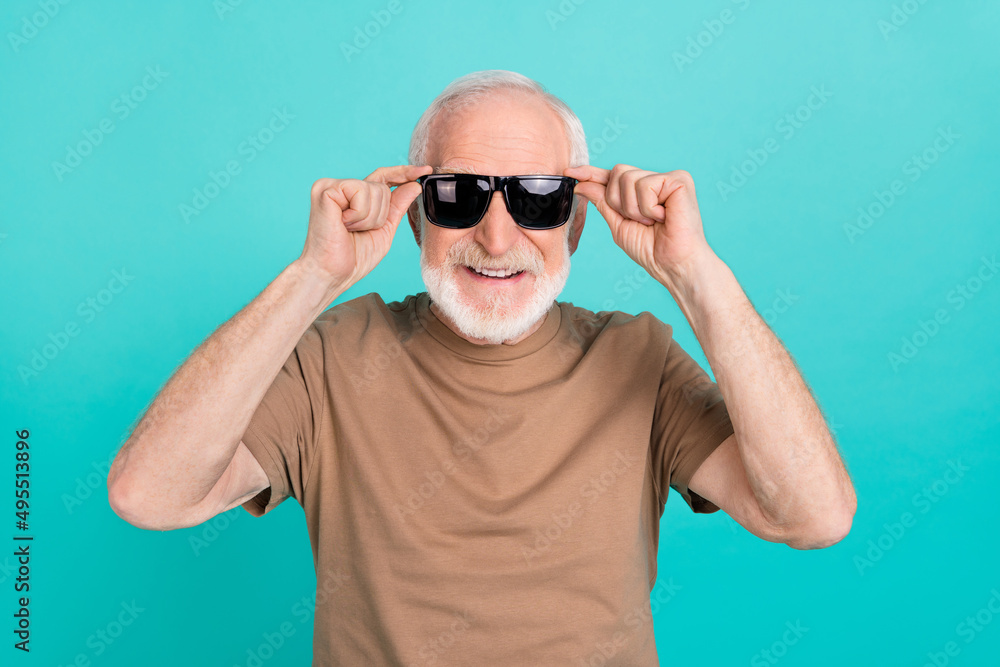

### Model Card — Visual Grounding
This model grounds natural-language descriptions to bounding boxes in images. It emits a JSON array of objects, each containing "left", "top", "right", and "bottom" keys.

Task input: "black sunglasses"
[{"left": 417, "top": 173, "right": 578, "bottom": 230}]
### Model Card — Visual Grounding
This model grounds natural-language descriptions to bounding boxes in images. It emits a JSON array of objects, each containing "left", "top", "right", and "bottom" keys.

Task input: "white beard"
[{"left": 420, "top": 234, "right": 571, "bottom": 345}]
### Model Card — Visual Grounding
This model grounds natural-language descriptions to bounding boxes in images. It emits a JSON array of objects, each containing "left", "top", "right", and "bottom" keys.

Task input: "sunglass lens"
[
  {"left": 425, "top": 176, "right": 491, "bottom": 228},
  {"left": 507, "top": 178, "right": 575, "bottom": 229}
]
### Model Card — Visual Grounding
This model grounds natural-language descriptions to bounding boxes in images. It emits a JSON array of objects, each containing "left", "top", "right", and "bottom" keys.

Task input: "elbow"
[
  {"left": 785, "top": 501, "right": 856, "bottom": 550},
  {"left": 107, "top": 474, "right": 178, "bottom": 532},
  {"left": 107, "top": 475, "right": 150, "bottom": 529},
  {"left": 107, "top": 446, "right": 150, "bottom": 529},
  {"left": 786, "top": 518, "right": 852, "bottom": 550},
  {"left": 107, "top": 440, "right": 196, "bottom": 532},
  {"left": 781, "top": 481, "right": 857, "bottom": 550}
]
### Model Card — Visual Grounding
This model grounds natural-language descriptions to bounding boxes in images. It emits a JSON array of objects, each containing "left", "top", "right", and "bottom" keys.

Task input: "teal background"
[{"left": 2, "top": 0, "right": 998, "bottom": 664}]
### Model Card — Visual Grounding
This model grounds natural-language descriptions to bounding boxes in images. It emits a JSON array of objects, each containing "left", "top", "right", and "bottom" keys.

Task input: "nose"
[{"left": 472, "top": 190, "right": 523, "bottom": 257}]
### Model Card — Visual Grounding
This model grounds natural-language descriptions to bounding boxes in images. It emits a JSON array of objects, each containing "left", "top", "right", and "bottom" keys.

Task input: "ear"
[
  {"left": 567, "top": 195, "right": 586, "bottom": 255},
  {"left": 407, "top": 200, "right": 422, "bottom": 247}
]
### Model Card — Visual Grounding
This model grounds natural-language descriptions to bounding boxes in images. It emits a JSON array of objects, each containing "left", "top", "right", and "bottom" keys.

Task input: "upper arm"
[
  {"left": 185, "top": 441, "right": 270, "bottom": 525},
  {"left": 687, "top": 433, "right": 786, "bottom": 543}
]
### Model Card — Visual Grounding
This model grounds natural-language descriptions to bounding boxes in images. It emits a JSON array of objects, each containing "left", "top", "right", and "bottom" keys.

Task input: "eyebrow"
[{"left": 433, "top": 166, "right": 551, "bottom": 176}]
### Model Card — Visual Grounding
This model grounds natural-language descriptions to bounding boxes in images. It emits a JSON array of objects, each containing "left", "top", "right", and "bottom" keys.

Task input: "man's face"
[{"left": 409, "top": 91, "right": 586, "bottom": 344}]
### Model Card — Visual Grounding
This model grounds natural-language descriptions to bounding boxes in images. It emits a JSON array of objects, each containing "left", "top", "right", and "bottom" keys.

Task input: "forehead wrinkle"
[
  {"left": 429, "top": 88, "right": 568, "bottom": 149},
  {"left": 426, "top": 96, "right": 571, "bottom": 175},
  {"left": 446, "top": 134, "right": 562, "bottom": 161},
  {"left": 434, "top": 166, "right": 550, "bottom": 176},
  {"left": 435, "top": 144, "right": 561, "bottom": 176}
]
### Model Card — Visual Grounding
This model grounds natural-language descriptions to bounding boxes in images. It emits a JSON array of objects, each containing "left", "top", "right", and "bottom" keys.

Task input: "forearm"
[
  {"left": 108, "top": 258, "right": 345, "bottom": 520},
  {"left": 661, "top": 253, "right": 856, "bottom": 542}
]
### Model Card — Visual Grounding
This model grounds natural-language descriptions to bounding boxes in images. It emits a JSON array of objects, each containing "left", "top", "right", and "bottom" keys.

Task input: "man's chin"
[
  {"left": 455, "top": 309, "right": 545, "bottom": 345},
  {"left": 425, "top": 282, "right": 547, "bottom": 344},
  {"left": 421, "top": 255, "right": 570, "bottom": 345}
]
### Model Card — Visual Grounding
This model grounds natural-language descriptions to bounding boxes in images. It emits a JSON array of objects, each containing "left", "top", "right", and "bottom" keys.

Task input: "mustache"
[{"left": 443, "top": 237, "right": 545, "bottom": 275}]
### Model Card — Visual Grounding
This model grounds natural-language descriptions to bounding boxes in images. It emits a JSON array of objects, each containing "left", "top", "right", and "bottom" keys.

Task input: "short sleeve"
[
  {"left": 240, "top": 323, "right": 327, "bottom": 517},
  {"left": 650, "top": 329, "right": 735, "bottom": 514}
]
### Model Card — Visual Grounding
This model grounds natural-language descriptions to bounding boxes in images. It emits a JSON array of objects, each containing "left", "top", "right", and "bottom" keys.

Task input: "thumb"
[
  {"left": 575, "top": 182, "right": 624, "bottom": 234},
  {"left": 387, "top": 181, "right": 423, "bottom": 227},
  {"left": 574, "top": 181, "right": 606, "bottom": 207}
]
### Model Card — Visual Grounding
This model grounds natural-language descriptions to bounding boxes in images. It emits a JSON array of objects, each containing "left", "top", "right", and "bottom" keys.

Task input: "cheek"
[
  {"left": 419, "top": 233, "right": 448, "bottom": 263},
  {"left": 429, "top": 231, "right": 476, "bottom": 264},
  {"left": 540, "top": 237, "right": 570, "bottom": 269}
]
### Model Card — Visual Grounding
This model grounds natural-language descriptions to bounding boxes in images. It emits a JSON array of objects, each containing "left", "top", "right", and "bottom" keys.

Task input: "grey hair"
[
  {"left": 407, "top": 70, "right": 589, "bottom": 169},
  {"left": 407, "top": 70, "right": 588, "bottom": 238}
]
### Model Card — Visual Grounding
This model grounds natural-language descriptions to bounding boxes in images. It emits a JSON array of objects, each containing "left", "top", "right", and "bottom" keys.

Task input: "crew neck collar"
[{"left": 414, "top": 292, "right": 563, "bottom": 361}]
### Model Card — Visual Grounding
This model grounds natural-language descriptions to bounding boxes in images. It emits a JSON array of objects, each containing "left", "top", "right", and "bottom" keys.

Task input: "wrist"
[
  {"left": 653, "top": 246, "right": 722, "bottom": 297},
  {"left": 654, "top": 250, "right": 740, "bottom": 332},
  {"left": 287, "top": 257, "right": 351, "bottom": 316}
]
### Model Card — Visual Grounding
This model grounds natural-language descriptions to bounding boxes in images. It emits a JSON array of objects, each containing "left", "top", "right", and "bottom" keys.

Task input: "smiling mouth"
[{"left": 465, "top": 265, "right": 525, "bottom": 280}]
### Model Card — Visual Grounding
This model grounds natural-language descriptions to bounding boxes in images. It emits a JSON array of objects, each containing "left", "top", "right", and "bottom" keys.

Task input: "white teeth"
[{"left": 471, "top": 266, "right": 521, "bottom": 279}]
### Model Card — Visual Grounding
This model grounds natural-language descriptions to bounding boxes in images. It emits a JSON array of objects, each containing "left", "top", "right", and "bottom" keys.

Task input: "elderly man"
[{"left": 108, "top": 70, "right": 856, "bottom": 665}]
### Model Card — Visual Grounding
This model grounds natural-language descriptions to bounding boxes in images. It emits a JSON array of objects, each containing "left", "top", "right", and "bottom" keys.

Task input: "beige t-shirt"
[{"left": 240, "top": 291, "right": 734, "bottom": 666}]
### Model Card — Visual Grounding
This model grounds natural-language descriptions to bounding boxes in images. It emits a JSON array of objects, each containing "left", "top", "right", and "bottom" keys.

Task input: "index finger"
[
  {"left": 364, "top": 164, "right": 433, "bottom": 187},
  {"left": 563, "top": 165, "right": 611, "bottom": 185}
]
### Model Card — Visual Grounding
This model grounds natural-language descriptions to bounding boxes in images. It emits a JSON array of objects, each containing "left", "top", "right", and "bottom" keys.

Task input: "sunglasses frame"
[{"left": 416, "top": 173, "right": 578, "bottom": 230}]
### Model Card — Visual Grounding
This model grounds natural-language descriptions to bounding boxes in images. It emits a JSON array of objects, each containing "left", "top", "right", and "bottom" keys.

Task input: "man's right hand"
[
  {"left": 299, "top": 164, "right": 432, "bottom": 290},
  {"left": 108, "top": 164, "right": 433, "bottom": 531}
]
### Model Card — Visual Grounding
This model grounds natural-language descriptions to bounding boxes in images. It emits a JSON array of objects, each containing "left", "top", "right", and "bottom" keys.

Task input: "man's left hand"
[{"left": 565, "top": 164, "right": 717, "bottom": 291}]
